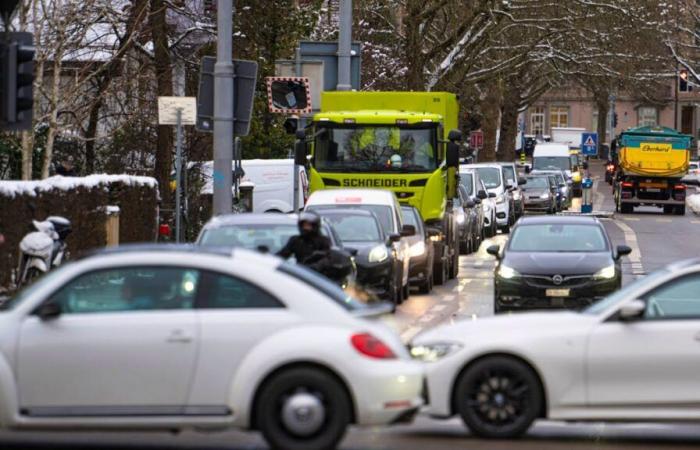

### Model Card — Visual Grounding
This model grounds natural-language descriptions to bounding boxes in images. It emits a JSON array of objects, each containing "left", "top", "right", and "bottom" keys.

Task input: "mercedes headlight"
[
  {"left": 495, "top": 195, "right": 505, "bottom": 204},
  {"left": 368, "top": 245, "right": 389, "bottom": 263},
  {"left": 593, "top": 264, "right": 616, "bottom": 280},
  {"left": 409, "top": 241, "right": 426, "bottom": 257},
  {"left": 540, "top": 193, "right": 550, "bottom": 199},
  {"left": 410, "top": 342, "right": 463, "bottom": 362},
  {"left": 498, "top": 264, "right": 520, "bottom": 279}
]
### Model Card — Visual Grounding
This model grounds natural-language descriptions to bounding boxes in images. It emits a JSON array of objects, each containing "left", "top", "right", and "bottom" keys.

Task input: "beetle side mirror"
[
  {"left": 616, "top": 244, "right": 632, "bottom": 259},
  {"left": 619, "top": 299, "right": 645, "bottom": 321},
  {"left": 486, "top": 245, "right": 500, "bottom": 259},
  {"left": 36, "top": 301, "right": 62, "bottom": 320}
]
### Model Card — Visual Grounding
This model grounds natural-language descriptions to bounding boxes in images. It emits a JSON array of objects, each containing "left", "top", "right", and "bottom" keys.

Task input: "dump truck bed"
[{"left": 618, "top": 126, "right": 691, "bottom": 178}]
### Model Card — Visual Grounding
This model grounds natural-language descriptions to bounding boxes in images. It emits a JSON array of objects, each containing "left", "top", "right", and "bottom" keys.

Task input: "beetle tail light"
[{"left": 351, "top": 333, "right": 397, "bottom": 359}]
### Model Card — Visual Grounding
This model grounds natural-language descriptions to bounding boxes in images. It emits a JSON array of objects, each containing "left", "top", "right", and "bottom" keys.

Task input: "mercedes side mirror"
[
  {"left": 36, "top": 301, "right": 62, "bottom": 320},
  {"left": 488, "top": 192, "right": 497, "bottom": 198},
  {"left": 616, "top": 244, "right": 632, "bottom": 259},
  {"left": 486, "top": 245, "right": 500, "bottom": 259},
  {"left": 401, "top": 224, "right": 416, "bottom": 237},
  {"left": 477, "top": 190, "right": 488, "bottom": 200},
  {"left": 619, "top": 299, "right": 645, "bottom": 321},
  {"left": 465, "top": 199, "right": 476, "bottom": 208}
]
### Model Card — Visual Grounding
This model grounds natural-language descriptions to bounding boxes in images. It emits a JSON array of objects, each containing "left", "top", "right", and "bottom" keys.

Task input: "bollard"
[
  {"left": 105, "top": 206, "right": 120, "bottom": 247},
  {"left": 581, "top": 178, "right": 593, "bottom": 213}
]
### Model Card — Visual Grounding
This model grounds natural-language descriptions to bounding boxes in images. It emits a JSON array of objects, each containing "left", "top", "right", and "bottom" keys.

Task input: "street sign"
[
  {"left": 298, "top": 41, "right": 361, "bottom": 91},
  {"left": 275, "top": 60, "right": 324, "bottom": 110},
  {"left": 469, "top": 130, "right": 484, "bottom": 149},
  {"left": 581, "top": 132, "right": 598, "bottom": 156},
  {"left": 196, "top": 57, "right": 258, "bottom": 135},
  {"left": 158, "top": 97, "right": 196, "bottom": 125}
]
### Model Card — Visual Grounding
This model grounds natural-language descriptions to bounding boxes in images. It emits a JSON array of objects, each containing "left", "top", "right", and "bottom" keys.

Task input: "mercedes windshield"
[{"left": 313, "top": 124, "right": 439, "bottom": 173}]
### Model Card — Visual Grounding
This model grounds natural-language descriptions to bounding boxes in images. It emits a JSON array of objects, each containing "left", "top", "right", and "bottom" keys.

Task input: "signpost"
[
  {"left": 581, "top": 132, "right": 598, "bottom": 157},
  {"left": 158, "top": 96, "right": 196, "bottom": 243},
  {"left": 469, "top": 130, "right": 484, "bottom": 150}
]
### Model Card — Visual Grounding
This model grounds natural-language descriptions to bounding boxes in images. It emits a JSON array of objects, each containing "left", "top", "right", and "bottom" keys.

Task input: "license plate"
[
  {"left": 644, "top": 188, "right": 660, "bottom": 192},
  {"left": 546, "top": 289, "right": 570, "bottom": 297}
]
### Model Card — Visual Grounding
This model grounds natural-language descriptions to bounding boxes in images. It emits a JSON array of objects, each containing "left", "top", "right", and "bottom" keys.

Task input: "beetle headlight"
[
  {"left": 593, "top": 264, "right": 616, "bottom": 280},
  {"left": 410, "top": 342, "right": 463, "bottom": 362},
  {"left": 540, "top": 193, "right": 550, "bottom": 199},
  {"left": 368, "top": 245, "right": 389, "bottom": 263}
]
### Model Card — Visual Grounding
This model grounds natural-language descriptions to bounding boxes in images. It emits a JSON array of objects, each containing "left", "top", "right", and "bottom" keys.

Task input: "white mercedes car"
[
  {"left": 411, "top": 258, "right": 700, "bottom": 438},
  {"left": 0, "top": 246, "right": 423, "bottom": 450}
]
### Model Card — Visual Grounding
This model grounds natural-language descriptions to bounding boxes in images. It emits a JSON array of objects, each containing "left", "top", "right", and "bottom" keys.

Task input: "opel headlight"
[
  {"left": 456, "top": 214, "right": 465, "bottom": 224},
  {"left": 498, "top": 264, "right": 520, "bottom": 279},
  {"left": 410, "top": 342, "right": 463, "bottom": 362},
  {"left": 540, "top": 193, "right": 550, "bottom": 199},
  {"left": 593, "top": 264, "right": 616, "bottom": 280},
  {"left": 495, "top": 195, "right": 505, "bottom": 204},
  {"left": 368, "top": 245, "right": 389, "bottom": 263},
  {"left": 409, "top": 241, "right": 426, "bottom": 257}
]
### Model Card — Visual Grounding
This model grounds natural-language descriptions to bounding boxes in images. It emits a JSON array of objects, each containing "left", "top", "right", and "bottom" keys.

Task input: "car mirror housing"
[
  {"left": 486, "top": 244, "right": 500, "bottom": 258},
  {"left": 616, "top": 245, "right": 632, "bottom": 259},
  {"left": 488, "top": 192, "right": 497, "bottom": 198},
  {"left": 477, "top": 190, "right": 488, "bottom": 200},
  {"left": 518, "top": 176, "right": 527, "bottom": 186},
  {"left": 36, "top": 301, "right": 62, "bottom": 320},
  {"left": 388, "top": 233, "right": 402, "bottom": 243},
  {"left": 473, "top": 197, "right": 482, "bottom": 204},
  {"left": 401, "top": 224, "right": 416, "bottom": 237},
  {"left": 465, "top": 199, "right": 476, "bottom": 208},
  {"left": 619, "top": 299, "right": 645, "bottom": 321}
]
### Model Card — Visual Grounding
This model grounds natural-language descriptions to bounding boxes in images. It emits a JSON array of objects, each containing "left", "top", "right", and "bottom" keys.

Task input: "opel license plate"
[{"left": 546, "top": 289, "right": 570, "bottom": 297}]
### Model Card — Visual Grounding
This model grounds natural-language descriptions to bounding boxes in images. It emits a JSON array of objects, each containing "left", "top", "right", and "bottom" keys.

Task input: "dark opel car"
[
  {"left": 401, "top": 205, "right": 435, "bottom": 294},
  {"left": 487, "top": 216, "right": 631, "bottom": 313}
]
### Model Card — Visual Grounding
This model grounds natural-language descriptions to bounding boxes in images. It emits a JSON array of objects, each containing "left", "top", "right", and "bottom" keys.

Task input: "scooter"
[{"left": 17, "top": 216, "right": 72, "bottom": 286}]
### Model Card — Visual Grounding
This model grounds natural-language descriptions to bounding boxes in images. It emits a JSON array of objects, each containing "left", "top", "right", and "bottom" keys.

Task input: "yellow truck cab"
[{"left": 305, "top": 91, "right": 461, "bottom": 283}]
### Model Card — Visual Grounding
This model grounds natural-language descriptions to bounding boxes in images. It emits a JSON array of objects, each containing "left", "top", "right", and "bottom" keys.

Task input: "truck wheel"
[
  {"left": 676, "top": 205, "right": 686, "bottom": 216},
  {"left": 256, "top": 367, "right": 351, "bottom": 450},
  {"left": 663, "top": 205, "right": 674, "bottom": 215},
  {"left": 620, "top": 203, "right": 633, "bottom": 214}
]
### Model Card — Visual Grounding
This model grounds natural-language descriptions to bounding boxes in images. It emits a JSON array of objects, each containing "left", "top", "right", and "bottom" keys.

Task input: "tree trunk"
[
  {"left": 41, "top": 57, "right": 62, "bottom": 179},
  {"left": 480, "top": 81, "right": 502, "bottom": 161},
  {"left": 404, "top": 1, "right": 424, "bottom": 91},
  {"left": 21, "top": 131, "right": 33, "bottom": 180},
  {"left": 497, "top": 82, "right": 520, "bottom": 162},
  {"left": 84, "top": 94, "right": 103, "bottom": 173},
  {"left": 150, "top": 0, "right": 173, "bottom": 206},
  {"left": 595, "top": 95, "right": 608, "bottom": 149}
]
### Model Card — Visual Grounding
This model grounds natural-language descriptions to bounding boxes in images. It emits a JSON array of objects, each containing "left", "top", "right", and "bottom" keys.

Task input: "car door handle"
[{"left": 166, "top": 330, "right": 193, "bottom": 344}]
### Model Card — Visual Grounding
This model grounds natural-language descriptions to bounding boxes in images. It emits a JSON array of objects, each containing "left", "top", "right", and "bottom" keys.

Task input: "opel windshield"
[{"left": 313, "top": 123, "right": 438, "bottom": 173}]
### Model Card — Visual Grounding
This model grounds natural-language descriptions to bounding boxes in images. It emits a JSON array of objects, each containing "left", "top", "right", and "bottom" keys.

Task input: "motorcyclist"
[{"left": 277, "top": 212, "right": 331, "bottom": 270}]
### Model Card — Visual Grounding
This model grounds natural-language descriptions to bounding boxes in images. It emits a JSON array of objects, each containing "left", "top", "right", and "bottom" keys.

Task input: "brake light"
[
  {"left": 621, "top": 182, "right": 634, "bottom": 188},
  {"left": 351, "top": 333, "right": 396, "bottom": 359},
  {"left": 674, "top": 184, "right": 686, "bottom": 190}
]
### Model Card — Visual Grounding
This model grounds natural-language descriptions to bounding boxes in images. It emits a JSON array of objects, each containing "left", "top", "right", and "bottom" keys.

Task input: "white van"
[
  {"left": 192, "top": 159, "right": 308, "bottom": 213},
  {"left": 532, "top": 143, "right": 574, "bottom": 178}
]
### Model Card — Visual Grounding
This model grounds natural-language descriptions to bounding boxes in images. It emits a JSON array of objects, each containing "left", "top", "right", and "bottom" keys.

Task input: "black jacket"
[{"left": 277, "top": 234, "right": 331, "bottom": 266}]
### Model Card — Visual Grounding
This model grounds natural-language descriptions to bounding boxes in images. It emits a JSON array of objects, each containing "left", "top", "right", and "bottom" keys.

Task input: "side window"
[
  {"left": 200, "top": 272, "right": 283, "bottom": 309},
  {"left": 643, "top": 273, "right": 700, "bottom": 319},
  {"left": 49, "top": 267, "right": 199, "bottom": 314}
]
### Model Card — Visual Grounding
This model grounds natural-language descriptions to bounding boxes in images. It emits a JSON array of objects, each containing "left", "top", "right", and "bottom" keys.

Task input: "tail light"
[
  {"left": 674, "top": 184, "right": 686, "bottom": 190},
  {"left": 621, "top": 181, "right": 634, "bottom": 189},
  {"left": 351, "top": 333, "right": 396, "bottom": 359}
]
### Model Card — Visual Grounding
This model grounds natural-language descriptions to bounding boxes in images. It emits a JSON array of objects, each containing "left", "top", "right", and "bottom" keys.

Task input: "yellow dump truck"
[
  {"left": 613, "top": 126, "right": 691, "bottom": 215},
  {"left": 305, "top": 91, "right": 462, "bottom": 284}
]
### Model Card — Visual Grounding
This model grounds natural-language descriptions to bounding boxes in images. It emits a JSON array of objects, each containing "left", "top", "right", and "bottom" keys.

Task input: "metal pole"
[
  {"left": 608, "top": 94, "right": 615, "bottom": 147},
  {"left": 674, "top": 64, "right": 679, "bottom": 130},
  {"left": 175, "top": 108, "right": 182, "bottom": 243},
  {"left": 337, "top": 0, "right": 352, "bottom": 91},
  {"left": 293, "top": 47, "right": 302, "bottom": 211},
  {"left": 213, "top": 0, "right": 234, "bottom": 215}
]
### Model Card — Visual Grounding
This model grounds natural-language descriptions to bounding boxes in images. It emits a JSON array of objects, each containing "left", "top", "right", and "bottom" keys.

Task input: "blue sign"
[{"left": 581, "top": 132, "right": 598, "bottom": 156}]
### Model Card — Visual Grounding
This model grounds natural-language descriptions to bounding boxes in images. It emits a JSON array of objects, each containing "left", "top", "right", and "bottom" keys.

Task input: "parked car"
[
  {"left": 459, "top": 168, "right": 498, "bottom": 237},
  {"left": 487, "top": 216, "right": 631, "bottom": 313},
  {"left": 461, "top": 163, "right": 514, "bottom": 233},
  {"left": 522, "top": 175, "right": 556, "bottom": 213},
  {"left": 455, "top": 185, "right": 482, "bottom": 254},
  {"left": 0, "top": 246, "right": 423, "bottom": 450},
  {"left": 196, "top": 213, "right": 355, "bottom": 288},
  {"left": 681, "top": 160, "right": 700, "bottom": 186},
  {"left": 306, "top": 189, "right": 415, "bottom": 303},
  {"left": 401, "top": 205, "right": 436, "bottom": 293},
  {"left": 412, "top": 257, "right": 700, "bottom": 439},
  {"left": 314, "top": 208, "right": 406, "bottom": 305},
  {"left": 497, "top": 162, "right": 526, "bottom": 219}
]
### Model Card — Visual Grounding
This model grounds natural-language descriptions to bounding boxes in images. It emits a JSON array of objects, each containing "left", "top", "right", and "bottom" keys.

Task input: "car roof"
[
  {"left": 306, "top": 188, "right": 397, "bottom": 205},
  {"left": 517, "top": 215, "right": 601, "bottom": 226},
  {"left": 202, "top": 213, "right": 297, "bottom": 229},
  {"left": 460, "top": 163, "right": 501, "bottom": 169}
]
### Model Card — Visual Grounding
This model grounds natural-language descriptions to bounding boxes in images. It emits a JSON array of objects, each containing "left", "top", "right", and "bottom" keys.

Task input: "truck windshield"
[
  {"left": 314, "top": 124, "right": 438, "bottom": 173},
  {"left": 533, "top": 157, "right": 571, "bottom": 172}
]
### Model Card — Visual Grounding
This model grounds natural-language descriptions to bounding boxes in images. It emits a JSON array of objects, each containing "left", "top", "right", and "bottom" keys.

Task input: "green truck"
[{"left": 301, "top": 91, "right": 462, "bottom": 283}]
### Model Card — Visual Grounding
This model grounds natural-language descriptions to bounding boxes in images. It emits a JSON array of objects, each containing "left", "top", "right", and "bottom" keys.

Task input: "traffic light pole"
[
  {"left": 337, "top": 0, "right": 352, "bottom": 91},
  {"left": 212, "top": 0, "right": 234, "bottom": 216}
]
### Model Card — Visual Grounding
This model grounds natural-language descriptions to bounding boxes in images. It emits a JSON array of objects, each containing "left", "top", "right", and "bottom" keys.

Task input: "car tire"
[
  {"left": 449, "top": 247, "right": 459, "bottom": 279},
  {"left": 460, "top": 238, "right": 469, "bottom": 255},
  {"left": 396, "top": 275, "right": 405, "bottom": 304},
  {"left": 403, "top": 281, "right": 410, "bottom": 301},
  {"left": 256, "top": 367, "right": 351, "bottom": 450},
  {"left": 454, "top": 356, "right": 543, "bottom": 439},
  {"left": 500, "top": 224, "right": 510, "bottom": 234}
]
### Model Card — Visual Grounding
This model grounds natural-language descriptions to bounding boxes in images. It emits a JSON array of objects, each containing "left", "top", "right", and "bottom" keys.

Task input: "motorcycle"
[
  {"left": 301, "top": 249, "right": 357, "bottom": 289},
  {"left": 18, "top": 216, "right": 72, "bottom": 286}
]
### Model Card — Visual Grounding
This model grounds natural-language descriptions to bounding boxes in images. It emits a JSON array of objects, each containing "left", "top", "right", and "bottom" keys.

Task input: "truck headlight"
[
  {"left": 368, "top": 245, "right": 389, "bottom": 263},
  {"left": 593, "top": 264, "right": 616, "bottom": 280},
  {"left": 498, "top": 264, "right": 520, "bottom": 279},
  {"left": 409, "top": 241, "right": 426, "bottom": 257},
  {"left": 410, "top": 342, "right": 463, "bottom": 362}
]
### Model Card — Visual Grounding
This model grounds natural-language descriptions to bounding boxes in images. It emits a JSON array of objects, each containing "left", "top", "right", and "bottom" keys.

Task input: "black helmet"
[{"left": 298, "top": 212, "right": 321, "bottom": 236}]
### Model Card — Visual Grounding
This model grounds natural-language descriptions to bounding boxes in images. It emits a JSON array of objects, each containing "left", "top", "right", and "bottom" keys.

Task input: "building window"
[
  {"left": 638, "top": 107, "right": 658, "bottom": 127},
  {"left": 530, "top": 106, "right": 545, "bottom": 135},
  {"left": 550, "top": 106, "right": 569, "bottom": 129},
  {"left": 592, "top": 110, "right": 609, "bottom": 131}
]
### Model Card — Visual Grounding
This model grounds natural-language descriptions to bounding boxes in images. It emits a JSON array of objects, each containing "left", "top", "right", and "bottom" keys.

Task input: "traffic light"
[
  {"left": 0, "top": 32, "right": 34, "bottom": 131},
  {"left": 680, "top": 69, "right": 689, "bottom": 92}
]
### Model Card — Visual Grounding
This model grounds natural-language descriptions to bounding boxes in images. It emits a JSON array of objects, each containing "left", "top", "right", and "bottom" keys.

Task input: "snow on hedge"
[
  {"left": 0, "top": 175, "right": 158, "bottom": 198},
  {"left": 688, "top": 194, "right": 700, "bottom": 215}
]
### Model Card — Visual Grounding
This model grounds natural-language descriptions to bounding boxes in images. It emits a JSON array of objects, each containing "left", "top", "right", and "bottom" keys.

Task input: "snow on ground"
[
  {"left": 688, "top": 193, "right": 700, "bottom": 215},
  {"left": 0, "top": 175, "right": 158, "bottom": 198}
]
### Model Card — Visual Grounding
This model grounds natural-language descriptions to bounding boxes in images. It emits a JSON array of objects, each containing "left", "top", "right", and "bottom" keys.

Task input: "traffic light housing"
[
  {"left": 680, "top": 69, "right": 689, "bottom": 92},
  {"left": 0, "top": 32, "right": 35, "bottom": 131}
]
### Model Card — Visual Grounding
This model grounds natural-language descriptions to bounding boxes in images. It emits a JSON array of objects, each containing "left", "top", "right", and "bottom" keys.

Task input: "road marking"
[
  {"left": 621, "top": 217, "right": 640, "bottom": 221},
  {"left": 419, "top": 313, "right": 435, "bottom": 323},
  {"left": 475, "top": 260, "right": 484, "bottom": 267},
  {"left": 432, "top": 304, "right": 447, "bottom": 312},
  {"left": 443, "top": 294, "right": 456, "bottom": 302},
  {"left": 692, "top": 220, "right": 700, "bottom": 224},
  {"left": 614, "top": 219, "right": 645, "bottom": 276},
  {"left": 453, "top": 285, "right": 464, "bottom": 292},
  {"left": 656, "top": 218, "right": 672, "bottom": 223}
]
